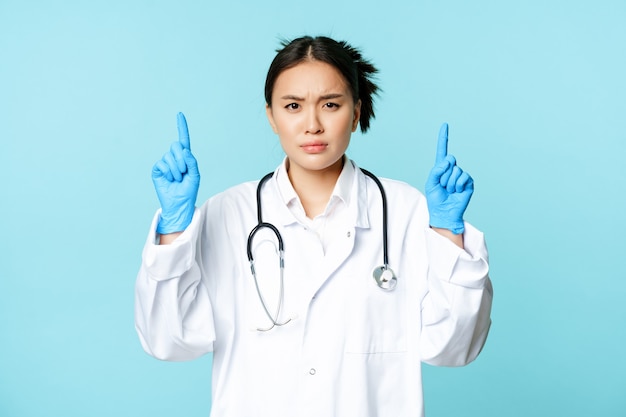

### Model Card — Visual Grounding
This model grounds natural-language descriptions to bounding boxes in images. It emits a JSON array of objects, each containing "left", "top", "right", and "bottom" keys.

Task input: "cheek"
[
  {"left": 273, "top": 113, "right": 299, "bottom": 133},
  {"left": 275, "top": 120, "right": 298, "bottom": 146}
]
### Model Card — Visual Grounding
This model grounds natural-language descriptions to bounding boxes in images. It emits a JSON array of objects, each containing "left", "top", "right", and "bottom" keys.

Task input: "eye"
[
  {"left": 324, "top": 102, "right": 340, "bottom": 110},
  {"left": 285, "top": 103, "right": 300, "bottom": 110}
]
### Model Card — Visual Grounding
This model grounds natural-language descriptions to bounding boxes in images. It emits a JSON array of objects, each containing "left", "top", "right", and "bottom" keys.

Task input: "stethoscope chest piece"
[{"left": 373, "top": 266, "right": 397, "bottom": 291}]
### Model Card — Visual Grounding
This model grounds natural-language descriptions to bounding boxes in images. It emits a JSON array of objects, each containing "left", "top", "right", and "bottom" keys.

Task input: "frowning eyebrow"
[{"left": 279, "top": 93, "right": 345, "bottom": 101}]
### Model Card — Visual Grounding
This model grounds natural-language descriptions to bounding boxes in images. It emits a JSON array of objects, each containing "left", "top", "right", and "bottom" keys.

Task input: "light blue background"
[{"left": 1, "top": 0, "right": 625, "bottom": 416}]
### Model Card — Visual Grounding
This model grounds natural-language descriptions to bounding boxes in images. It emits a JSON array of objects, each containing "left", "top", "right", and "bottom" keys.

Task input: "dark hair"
[{"left": 264, "top": 36, "right": 380, "bottom": 133}]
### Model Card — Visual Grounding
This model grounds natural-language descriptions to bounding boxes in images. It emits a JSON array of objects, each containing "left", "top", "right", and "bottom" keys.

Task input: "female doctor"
[{"left": 135, "top": 36, "right": 493, "bottom": 417}]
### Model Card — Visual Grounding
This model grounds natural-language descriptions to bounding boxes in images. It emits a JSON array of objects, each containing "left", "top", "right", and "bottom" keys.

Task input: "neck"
[{"left": 287, "top": 157, "right": 344, "bottom": 219}]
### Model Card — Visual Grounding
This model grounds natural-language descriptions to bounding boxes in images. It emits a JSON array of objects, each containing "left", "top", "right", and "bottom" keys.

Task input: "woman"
[{"left": 135, "top": 36, "right": 493, "bottom": 417}]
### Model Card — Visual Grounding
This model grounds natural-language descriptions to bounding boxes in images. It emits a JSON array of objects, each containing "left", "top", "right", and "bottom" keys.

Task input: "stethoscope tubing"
[
  {"left": 359, "top": 168, "right": 389, "bottom": 268},
  {"left": 247, "top": 169, "right": 388, "bottom": 267},
  {"left": 245, "top": 166, "right": 395, "bottom": 331}
]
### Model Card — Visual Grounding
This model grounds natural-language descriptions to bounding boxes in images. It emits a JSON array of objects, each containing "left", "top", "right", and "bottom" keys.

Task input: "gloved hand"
[
  {"left": 425, "top": 123, "right": 474, "bottom": 235},
  {"left": 151, "top": 112, "right": 200, "bottom": 234}
]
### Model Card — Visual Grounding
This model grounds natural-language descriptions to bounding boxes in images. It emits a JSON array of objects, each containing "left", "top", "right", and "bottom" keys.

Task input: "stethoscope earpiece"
[{"left": 373, "top": 265, "right": 397, "bottom": 291}]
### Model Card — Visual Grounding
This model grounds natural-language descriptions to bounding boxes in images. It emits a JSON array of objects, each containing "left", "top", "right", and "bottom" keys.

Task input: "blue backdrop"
[{"left": 1, "top": 0, "right": 625, "bottom": 416}]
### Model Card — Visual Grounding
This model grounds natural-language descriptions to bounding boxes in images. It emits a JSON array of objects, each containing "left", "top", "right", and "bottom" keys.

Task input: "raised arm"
[
  {"left": 135, "top": 113, "right": 215, "bottom": 361},
  {"left": 420, "top": 123, "right": 492, "bottom": 366}
]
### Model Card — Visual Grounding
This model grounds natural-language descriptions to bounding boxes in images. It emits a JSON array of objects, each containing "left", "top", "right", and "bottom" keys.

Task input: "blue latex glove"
[
  {"left": 425, "top": 123, "right": 474, "bottom": 235},
  {"left": 151, "top": 112, "right": 200, "bottom": 234}
]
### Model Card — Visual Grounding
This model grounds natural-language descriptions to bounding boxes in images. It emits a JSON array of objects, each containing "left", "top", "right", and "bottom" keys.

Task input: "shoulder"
[
  {"left": 195, "top": 180, "right": 262, "bottom": 239},
  {"left": 201, "top": 180, "right": 259, "bottom": 217},
  {"left": 379, "top": 177, "right": 423, "bottom": 197},
  {"left": 354, "top": 167, "right": 427, "bottom": 221},
  {"left": 353, "top": 168, "right": 430, "bottom": 232},
  {"left": 356, "top": 168, "right": 424, "bottom": 201},
  {"left": 379, "top": 177, "right": 426, "bottom": 212}
]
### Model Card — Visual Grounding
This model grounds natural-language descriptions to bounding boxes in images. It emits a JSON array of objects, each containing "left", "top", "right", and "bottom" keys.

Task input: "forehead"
[{"left": 272, "top": 60, "right": 349, "bottom": 96}]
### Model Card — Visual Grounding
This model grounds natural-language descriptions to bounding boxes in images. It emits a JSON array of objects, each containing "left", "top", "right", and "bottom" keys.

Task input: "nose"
[{"left": 305, "top": 108, "right": 323, "bottom": 135}]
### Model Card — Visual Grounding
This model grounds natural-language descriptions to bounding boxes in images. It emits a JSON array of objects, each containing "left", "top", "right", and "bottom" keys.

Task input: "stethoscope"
[{"left": 246, "top": 168, "right": 396, "bottom": 331}]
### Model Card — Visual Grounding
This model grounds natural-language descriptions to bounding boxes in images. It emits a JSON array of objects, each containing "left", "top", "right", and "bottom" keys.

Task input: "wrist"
[
  {"left": 430, "top": 226, "right": 465, "bottom": 249},
  {"left": 428, "top": 215, "right": 465, "bottom": 235},
  {"left": 157, "top": 205, "right": 195, "bottom": 235},
  {"left": 158, "top": 231, "right": 183, "bottom": 245}
]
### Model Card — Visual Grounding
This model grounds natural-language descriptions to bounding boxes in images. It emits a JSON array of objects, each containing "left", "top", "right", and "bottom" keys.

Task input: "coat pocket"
[{"left": 344, "top": 277, "right": 408, "bottom": 354}]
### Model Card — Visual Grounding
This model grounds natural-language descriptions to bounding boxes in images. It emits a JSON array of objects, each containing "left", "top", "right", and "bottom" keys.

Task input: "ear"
[
  {"left": 266, "top": 104, "right": 278, "bottom": 133},
  {"left": 351, "top": 100, "right": 362, "bottom": 132}
]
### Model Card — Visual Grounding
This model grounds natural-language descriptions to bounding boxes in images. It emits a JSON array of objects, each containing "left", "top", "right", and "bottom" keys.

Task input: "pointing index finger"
[
  {"left": 436, "top": 123, "right": 449, "bottom": 164},
  {"left": 177, "top": 112, "right": 191, "bottom": 150}
]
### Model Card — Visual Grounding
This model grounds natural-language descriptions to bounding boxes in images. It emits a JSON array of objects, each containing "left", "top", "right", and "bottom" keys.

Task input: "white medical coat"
[{"left": 135, "top": 161, "right": 493, "bottom": 417}]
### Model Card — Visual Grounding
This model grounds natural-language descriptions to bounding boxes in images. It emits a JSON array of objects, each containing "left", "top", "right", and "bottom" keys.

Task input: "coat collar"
[{"left": 264, "top": 157, "right": 371, "bottom": 230}]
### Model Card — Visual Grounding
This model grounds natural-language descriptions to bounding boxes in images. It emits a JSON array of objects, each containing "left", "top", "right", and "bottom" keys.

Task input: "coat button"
[
  {"left": 346, "top": 231, "right": 351, "bottom": 238},
  {"left": 309, "top": 368, "right": 316, "bottom": 375}
]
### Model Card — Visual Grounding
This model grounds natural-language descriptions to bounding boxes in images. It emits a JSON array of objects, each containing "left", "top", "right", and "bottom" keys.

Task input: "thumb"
[{"left": 152, "top": 159, "right": 174, "bottom": 183}]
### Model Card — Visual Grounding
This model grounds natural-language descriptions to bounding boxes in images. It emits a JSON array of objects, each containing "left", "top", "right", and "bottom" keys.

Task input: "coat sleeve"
[
  {"left": 418, "top": 222, "right": 493, "bottom": 366},
  {"left": 134, "top": 206, "right": 216, "bottom": 361}
]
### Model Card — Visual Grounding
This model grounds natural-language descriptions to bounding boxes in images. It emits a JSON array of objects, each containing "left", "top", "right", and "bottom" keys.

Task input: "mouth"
[{"left": 301, "top": 141, "right": 328, "bottom": 154}]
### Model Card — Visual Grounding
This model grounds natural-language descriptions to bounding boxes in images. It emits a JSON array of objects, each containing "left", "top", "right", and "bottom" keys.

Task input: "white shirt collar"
[{"left": 275, "top": 156, "right": 355, "bottom": 214}]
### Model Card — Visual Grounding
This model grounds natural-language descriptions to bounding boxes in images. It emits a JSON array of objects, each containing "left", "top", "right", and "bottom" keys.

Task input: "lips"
[{"left": 301, "top": 141, "right": 327, "bottom": 154}]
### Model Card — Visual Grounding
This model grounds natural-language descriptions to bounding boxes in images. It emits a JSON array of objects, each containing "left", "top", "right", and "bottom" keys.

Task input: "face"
[{"left": 266, "top": 60, "right": 361, "bottom": 178}]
